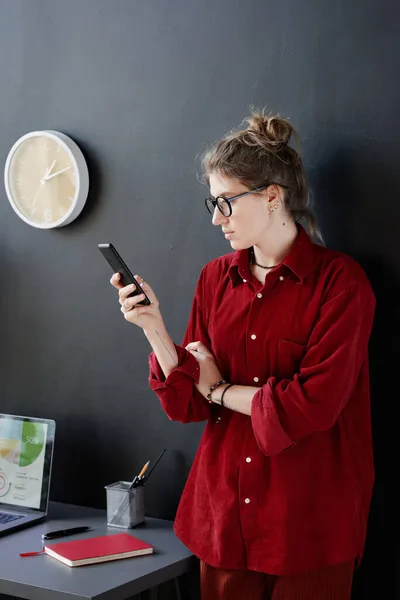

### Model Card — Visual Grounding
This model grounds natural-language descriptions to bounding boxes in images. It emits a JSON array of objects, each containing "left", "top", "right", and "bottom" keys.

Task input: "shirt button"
[
  {"left": 251, "top": 334, "right": 257, "bottom": 340},
  {"left": 253, "top": 377, "right": 259, "bottom": 383},
  {"left": 243, "top": 279, "right": 247, "bottom": 283},
  {"left": 279, "top": 276, "right": 284, "bottom": 281},
  {"left": 257, "top": 293, "right": 263, "bottom": 299},
  {"left": 246, "top": 457, "right": 252, "bottom": 463},
  {"left": 245, "top": 498, "right": 251, "bottom": 504}
]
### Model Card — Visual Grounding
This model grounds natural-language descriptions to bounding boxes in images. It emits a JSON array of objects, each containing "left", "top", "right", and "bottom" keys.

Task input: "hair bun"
[{"left": 246, "top": 110, "right": 294, "bottom": 146}]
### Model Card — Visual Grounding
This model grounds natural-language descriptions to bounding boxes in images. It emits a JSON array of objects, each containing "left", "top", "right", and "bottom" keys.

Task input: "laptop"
[{"left": 0, "top": 413, "right": 55, "bottom": 535}]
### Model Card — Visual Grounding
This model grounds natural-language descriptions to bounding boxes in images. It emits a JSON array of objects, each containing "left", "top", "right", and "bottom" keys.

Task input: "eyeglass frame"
[{"left": 204, "top": 182, "right": 289, "bottom": 217}]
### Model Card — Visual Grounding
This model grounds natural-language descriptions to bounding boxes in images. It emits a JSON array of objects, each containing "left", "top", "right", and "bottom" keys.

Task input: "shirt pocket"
[{"left": 276, "top": 339, "right": 307, "bottom": 379}]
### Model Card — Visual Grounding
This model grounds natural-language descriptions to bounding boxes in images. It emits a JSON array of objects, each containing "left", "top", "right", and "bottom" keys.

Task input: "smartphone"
[{"left": 98, "top": 243, "right": 151, "bottom": 306}]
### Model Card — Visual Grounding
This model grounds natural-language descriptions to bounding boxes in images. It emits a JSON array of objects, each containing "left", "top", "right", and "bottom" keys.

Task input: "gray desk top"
[{"left": 0, "top": 502, "right": 195, "bottom": 600}]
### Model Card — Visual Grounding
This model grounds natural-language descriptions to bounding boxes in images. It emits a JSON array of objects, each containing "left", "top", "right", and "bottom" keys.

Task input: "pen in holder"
[
  {"left": 105, "top": 451, "right": 166, "bottom": 528},
  {"left": 105, "top": 481, "right": 145, "bottom": 528}
]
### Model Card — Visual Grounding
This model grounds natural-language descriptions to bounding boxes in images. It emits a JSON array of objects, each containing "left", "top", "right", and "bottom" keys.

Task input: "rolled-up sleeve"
[
  {"left": 251, "top": 281, "right": 376, "bottom": 455},
  {"left": 148, "top": 268, "right": 211, "bottom": 423}
]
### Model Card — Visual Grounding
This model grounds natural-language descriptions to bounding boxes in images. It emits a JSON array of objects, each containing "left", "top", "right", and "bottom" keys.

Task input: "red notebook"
[{"left": 45, "top": 533, "right": 153, "bottom": 567}]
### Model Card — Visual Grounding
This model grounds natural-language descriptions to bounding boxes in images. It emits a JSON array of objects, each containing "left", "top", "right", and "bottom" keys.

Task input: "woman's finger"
[
  {"left": 110, "top": 273, "right": 123, "bottom": 289},
  {"left": 134, "top": 275, "right": 159, "bottom": 305},
  {"left": 122, "top": 293, "right": 147, "bottom": 311},
  {"left": 186, "top": 341, "right": 212, "bottom": 357},
  {"left": 186, "top": 342, "right": 201, "bottom": 352},
  {"left": 189, "top": 350, "right": 206, "bottom": 361},
  {"left": 121, "top": 304, "right": 149, "bottom": 321},
  {"left": 118, "top": 283, "right": 140, "bottom": 304}
]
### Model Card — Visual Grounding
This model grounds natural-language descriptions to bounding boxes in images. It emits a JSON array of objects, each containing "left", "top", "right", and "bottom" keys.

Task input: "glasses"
[{"left": 205, "top": 182, "right": 288, "bottom": 217}]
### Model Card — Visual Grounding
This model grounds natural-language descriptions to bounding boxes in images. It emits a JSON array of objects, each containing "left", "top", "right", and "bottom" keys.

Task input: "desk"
[{"left": 0, "top": 502, "right": 195, "bottom": 600}]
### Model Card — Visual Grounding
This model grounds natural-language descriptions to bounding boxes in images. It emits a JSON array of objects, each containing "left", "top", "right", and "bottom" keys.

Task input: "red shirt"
[{"left": 149, "top": 226, "right": 376, "bottom": 575}]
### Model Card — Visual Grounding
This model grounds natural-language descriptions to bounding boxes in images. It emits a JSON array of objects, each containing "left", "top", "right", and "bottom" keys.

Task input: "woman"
[{"left": 111, "top": 111, "right": 375, "bottom": 600}]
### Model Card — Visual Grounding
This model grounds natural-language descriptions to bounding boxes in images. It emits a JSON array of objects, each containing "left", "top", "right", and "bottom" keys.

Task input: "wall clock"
[{"left": 4, "top": 130, "right": 89, "bottom": 229}]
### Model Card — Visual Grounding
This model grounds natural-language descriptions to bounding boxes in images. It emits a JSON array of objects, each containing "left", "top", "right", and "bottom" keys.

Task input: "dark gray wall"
[{"left": 0, "top": 1, "right": 396, "bottom": 597}]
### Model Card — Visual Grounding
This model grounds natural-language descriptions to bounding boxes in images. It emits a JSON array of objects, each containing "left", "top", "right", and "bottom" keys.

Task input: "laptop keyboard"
[{"left": 0, "top": 512, "right": 24, "bottom": 524}]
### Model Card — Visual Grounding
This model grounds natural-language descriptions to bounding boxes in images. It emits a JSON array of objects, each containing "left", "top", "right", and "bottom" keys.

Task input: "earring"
[{"left": 269, "top": 201, "right": 280, "bottom": 213}]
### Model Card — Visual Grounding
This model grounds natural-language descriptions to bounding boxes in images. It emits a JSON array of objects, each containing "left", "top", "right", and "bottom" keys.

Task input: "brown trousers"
[{"left": 200, "top": 560, "right": 355, "bottom": 600}]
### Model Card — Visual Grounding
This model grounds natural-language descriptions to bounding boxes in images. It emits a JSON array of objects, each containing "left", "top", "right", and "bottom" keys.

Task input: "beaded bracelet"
[{"left": 207, "top": 380, "right": 226, "bottom": 404}]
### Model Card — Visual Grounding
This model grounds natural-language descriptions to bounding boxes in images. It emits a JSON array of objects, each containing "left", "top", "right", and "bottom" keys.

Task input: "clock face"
[{"left": 6, "top": 134, "right": 78, "bottom": 227}]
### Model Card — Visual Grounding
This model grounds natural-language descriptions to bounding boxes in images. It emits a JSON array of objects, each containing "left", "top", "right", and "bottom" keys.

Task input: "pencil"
[
  {"left": 138, "top": 460, "right": 150, "bottom": 479},
  {"left": 140, "top": 449, "right": 166, "bottom": 484}
]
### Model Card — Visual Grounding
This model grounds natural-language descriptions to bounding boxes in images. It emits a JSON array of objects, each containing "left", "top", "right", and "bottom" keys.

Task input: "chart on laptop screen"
[{"left": 0, "top": 417, "right": 48, "bottom": 509}]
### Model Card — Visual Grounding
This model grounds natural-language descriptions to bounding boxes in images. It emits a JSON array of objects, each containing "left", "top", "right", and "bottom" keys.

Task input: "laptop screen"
[{"left": 0, "top": 414, "right": 55, "bottom": 513}]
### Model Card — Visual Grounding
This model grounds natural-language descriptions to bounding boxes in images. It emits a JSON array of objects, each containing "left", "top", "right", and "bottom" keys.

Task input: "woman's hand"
[
  {"left": 110, "top": 273, "right": 164, "bottom": 332},
  {"left": 185, "top": 341, "right": 224, "bottom": 399}
]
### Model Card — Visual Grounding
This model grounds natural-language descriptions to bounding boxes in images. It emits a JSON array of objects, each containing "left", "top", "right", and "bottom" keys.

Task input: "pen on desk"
[
  {"left": 138, "top": 449, "right": 166, "bottom": 485},
  {"left": 20, "top": 526, "right": 92, "bottom": 557},
  {"left": 41, "top": 526, "right": 92, "bottom": 540}
]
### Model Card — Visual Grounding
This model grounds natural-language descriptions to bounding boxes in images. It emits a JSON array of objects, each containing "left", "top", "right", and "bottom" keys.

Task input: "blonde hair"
[{"left": 201, "top": 108, "right": 323, "bottom": 243}]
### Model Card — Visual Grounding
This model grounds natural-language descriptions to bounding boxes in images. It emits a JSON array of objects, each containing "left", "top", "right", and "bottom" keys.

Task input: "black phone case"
[{"left": 98, "top": 243, "right": 151, "bottom": 306}]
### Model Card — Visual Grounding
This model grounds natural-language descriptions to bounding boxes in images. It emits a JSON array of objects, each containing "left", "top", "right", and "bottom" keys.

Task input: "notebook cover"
[{"left": 45, "top": 533, "right": 153, "bottom": 563}]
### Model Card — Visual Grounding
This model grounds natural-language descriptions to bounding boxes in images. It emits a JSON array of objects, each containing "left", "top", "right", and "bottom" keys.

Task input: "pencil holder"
[{"left": 105, "top": 481, "right": 145, "bottom": 528}]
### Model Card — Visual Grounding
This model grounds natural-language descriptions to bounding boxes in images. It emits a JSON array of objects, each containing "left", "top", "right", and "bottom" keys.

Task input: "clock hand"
[
  {"left": 43, "top": 160, "right": 56, "bottom": 181},
  {"left": 31, "top": 183, "right": 44, "bottom": 213},
  {"left": 32, "top": 161, "right": 56, "bottom": 213},
  {"left": 42, "top": 165, "right": 71, "bottom": 182}
]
